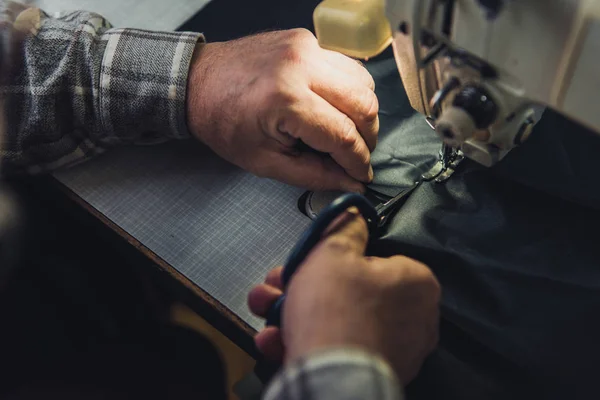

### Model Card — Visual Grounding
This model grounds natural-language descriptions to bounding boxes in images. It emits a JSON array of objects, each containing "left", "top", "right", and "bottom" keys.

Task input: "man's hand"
[
  {"left": 248, "top": 210, "right": 441, "bottom": 384},
  {"left": 186, "top": 29, "right": 379, "bottom": 193}
]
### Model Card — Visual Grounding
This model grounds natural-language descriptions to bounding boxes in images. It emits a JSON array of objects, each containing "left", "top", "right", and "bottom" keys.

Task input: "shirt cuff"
[
  {"left": 98, "top": 28, "right": 204, "bottom": 144},
  {"left": 263, "top": 348, "right": 403, "bottom": 400}
]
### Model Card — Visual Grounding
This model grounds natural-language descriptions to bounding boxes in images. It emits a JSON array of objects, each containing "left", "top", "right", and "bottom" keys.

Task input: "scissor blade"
[{"left": 374, "top": 181, "right": 421, "bottom": 227}]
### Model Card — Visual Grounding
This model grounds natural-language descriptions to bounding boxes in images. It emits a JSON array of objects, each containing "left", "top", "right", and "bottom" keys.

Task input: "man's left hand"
[{"left": 186, "top": 29, "right": 379, "bottom": 193}]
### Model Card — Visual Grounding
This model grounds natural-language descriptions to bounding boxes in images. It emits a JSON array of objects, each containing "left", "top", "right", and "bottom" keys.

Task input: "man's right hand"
[
  {"left": 186, "top": 29, "right": 379, "bottom": 193},
  {"left": 248, "top": 210, "right": 441, "bottom": 384}
]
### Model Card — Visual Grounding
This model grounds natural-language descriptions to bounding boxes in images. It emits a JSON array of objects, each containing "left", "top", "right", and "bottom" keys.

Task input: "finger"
[
  {"left": 322, "top": 206, "right": 360, "bottom": 237},
  {"left": 265, "top": 266, "right": 285, "bottom": 289},
  {"left": 254, "top": 327, "right": 284, "bottom": 362},
  {"left": 258, "top": 148, "right": 366, "bottom": 193},
  {"left": 319, "top": 207, "right": 369, "bottom": 256},
  {"left": 322, "top": 49, "right": 375, "bottom": 91},
  {"left": 311, "top": 59, "right": 379, "bottom": 152},
  {"left": 248, "top": 284, "right": 283, "bottom": 318},
  {"left": 280, "top": 91, "right": 373, "bottom": 183},
  {"left": 310, "top": 68, "right": 379, "bottom": 152}
]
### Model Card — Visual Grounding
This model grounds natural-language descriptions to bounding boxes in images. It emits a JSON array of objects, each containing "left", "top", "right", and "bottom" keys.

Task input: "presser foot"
[{"left": 422, "top": 143, "right": 464, "bottom": 183}]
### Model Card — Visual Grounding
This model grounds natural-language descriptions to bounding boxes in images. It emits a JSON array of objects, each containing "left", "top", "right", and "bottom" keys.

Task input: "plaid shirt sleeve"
[
  {"left": 263, "top": 349, "right": 404, "bottom": 400},
  {"left": 0, "top": 3, "right": 203, "bottom": 174}
]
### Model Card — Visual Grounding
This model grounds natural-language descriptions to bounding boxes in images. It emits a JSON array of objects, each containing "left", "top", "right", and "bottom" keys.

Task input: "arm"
[
  {"left": 264, "top": 349, "right": 403, "bottom": 400},
  {"left": 1, "top": 3, "right": 202, "bottom": 174},
  {"left": 1, "top": 3, "right": 379, "bottom": 192}
]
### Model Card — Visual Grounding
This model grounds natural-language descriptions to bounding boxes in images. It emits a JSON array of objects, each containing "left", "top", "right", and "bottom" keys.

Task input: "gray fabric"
[{"left": 366, "top": 60, "right": 440, "bottom": 197}]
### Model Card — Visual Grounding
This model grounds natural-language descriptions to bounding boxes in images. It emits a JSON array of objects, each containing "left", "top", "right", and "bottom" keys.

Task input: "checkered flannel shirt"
[
  {"left": 0, "top": 4, "right": 198, "bottom": 174},
  {"left": 0, "top": 4, "right": 403, "bottom": 399}
]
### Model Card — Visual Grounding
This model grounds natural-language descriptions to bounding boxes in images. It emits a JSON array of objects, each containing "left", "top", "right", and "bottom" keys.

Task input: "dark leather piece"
[{"left": 367, "top": 57, "right": 600, "bottom": 400}]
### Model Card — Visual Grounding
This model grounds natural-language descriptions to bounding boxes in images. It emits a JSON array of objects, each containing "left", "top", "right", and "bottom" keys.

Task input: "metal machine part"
[{"left": 314, "top": 0, "right": 600, "bottom": 167}]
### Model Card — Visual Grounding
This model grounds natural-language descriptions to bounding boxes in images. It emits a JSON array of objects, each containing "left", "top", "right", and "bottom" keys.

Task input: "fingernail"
[
  {"left": 368, "top": 165, "right": 374, "bottom": 182},
  {"left": 346, "top": 206, "right": 360, "bottom": 215}
]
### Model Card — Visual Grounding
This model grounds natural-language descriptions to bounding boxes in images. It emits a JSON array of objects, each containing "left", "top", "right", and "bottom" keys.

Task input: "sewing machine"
[{"left": 314, "top": 0, "right": 600, "bottom": 178}]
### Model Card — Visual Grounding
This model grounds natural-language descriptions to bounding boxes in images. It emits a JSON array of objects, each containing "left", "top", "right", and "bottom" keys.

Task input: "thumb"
[
  {"left": 255, "top": 327, "right": 284, "bottom": 362},
  {"left": 269, "top": 151, "right": 365, "bottom": 193}
]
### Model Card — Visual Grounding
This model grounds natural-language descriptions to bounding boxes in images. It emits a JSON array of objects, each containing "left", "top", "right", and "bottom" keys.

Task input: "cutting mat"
[{"left": 54, "top": 141, "right": 311, "bottom": 330}]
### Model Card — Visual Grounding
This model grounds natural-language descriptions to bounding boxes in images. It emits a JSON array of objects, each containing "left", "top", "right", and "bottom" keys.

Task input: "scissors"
[{"left": 265, "top": 181, "right": 421, "bottom": 327}]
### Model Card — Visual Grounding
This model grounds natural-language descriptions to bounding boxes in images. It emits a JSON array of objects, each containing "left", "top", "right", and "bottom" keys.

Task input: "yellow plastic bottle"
[{"left": 313, "top": 0, "right": 393, "bottom": 60}]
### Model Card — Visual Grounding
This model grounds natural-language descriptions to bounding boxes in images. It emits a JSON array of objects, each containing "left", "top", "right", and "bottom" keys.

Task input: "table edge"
[{"left": 49, "top": 176, "right": 258, "bottom": 346}]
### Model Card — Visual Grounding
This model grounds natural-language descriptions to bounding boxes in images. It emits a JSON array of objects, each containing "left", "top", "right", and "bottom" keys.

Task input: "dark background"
[{"left": 179, "top": 0, "right": 322, "bottom": 40}]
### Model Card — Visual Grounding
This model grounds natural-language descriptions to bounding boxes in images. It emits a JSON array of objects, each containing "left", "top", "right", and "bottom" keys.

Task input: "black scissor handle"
[{"left": 266, "top": 193, "right": 378, "bottom": 327}]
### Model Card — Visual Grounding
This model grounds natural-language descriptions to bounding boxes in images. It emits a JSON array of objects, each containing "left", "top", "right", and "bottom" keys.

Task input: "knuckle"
[
  {"left": 278, "top": 29, "right": 315, "bottom": 64},
  {"left": 361, "top": 149, "right": 371, "bottom": 167},
  {"left": 362, "top": 91, "right": 379, "bottom": 125},
  {"left": 288, "top": 28, "right": 315, "bottom": 42},
  {"left": 384, "top": 256, "right": 441, "bottom": 300},
  {"left": 277, "top": 91, "right": 298, "bottom": 109},
  {"left": 409, "top": 262, "right": 441, "bottom": 301},
  {"left": 321, "top": 220, "right": 368, "bottom": 253},
  {"left": 337, "top": 118, "right": 370, "bottom": 168},
  {"left": 262, "top": 79, "right": 298, "bottom": 107},
  {"left": 323, "top": 236, "right": 356, "bottom": 254},
  {"left": 348, "top": 224, "right": 369, "bottom": 247},
  {"left": 354, "top": 61, "right": 375, "bottom": 90},
  {"left": 353, "top": 214, "right": 369, "bottom": 236},
  {"left": 353, "top": 137, "right": 371, "bottom": 166},
  {"left": 279, "top": 43, "right": 304, "bottom": 65},
  {"left": 338, "top": 117, "right": 359, "bottom": 149},
  {"left": 366, "top": 73, "right": 376, "bottom": 91}
]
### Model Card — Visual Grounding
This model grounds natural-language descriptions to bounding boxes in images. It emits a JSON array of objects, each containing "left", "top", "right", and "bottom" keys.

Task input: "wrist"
[
  {"left": 186, "top": 42, "right": 217, "bottom": 145},
  {"left": 286, "top": 334, "right": 384, "bottom": 368}
]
